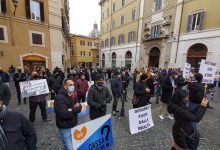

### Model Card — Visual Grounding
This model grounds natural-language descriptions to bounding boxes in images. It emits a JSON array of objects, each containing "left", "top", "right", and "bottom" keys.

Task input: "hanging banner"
[
  {"left": 183, "top": 63, "right": 191, "bottom": 78},
  {"left": 19, "top": 79, "right": 49, "bottom": 98},
  {"left": 199, "top": 59, "right": 217, "bottom": 84},
  {"left": 47, "top": 100, "right": 54, "bottom": 113},
  {"left": 71, "top": 114, "right": 113, "bottom": 150},
  {"left": 78, "top": 102, "right": 89, "bottom": 117},
  {"left": 129, "top": 105, "right": 154, "bottom": 135}
]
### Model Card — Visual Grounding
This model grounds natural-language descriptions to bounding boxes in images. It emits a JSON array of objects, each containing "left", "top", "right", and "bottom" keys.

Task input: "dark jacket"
[
  {"left": 176, "top": 75, "right": 188, "bottom": 89},
  {"left": 0, "top": 71, "right": 10, "bottom": 83},
  {"left": 13, "top": 72, "right": 26, "bottom": 87},
  {"left": 54, "top": 89, "right": 82, "bottom": 129},
  {"left": 161, "top": 76, "right": 176, "bottom": 104},
  {"left": 111, "top": 77, "right": 123, "bottom": 97},
  {"left": 48, "top": 76, "right": 63, "bottom": 92},
  {"left": 87, "top": 84, "right": 112, "bottom": 120},
  {"left": 0, "top": 81, "right": 11, "bottom": 106},
  {"left": 188, "top": 82, "right": 205, "bottom": 104},
  {"left": 134, "top": 80, "right": 150, "bottom": 108},
  {"left": 75, "top": 79, "right": 89, "bottom": 95},
  {"left": 146, "top": 78, "right": 155, "bottom": 96},
  {"left": 1, "top": 112, "right": 37, "bottom": 150},
  {"left": 168, "top": 104, "right": 206, "bottom": 149},
  {"left": 121, "top": 75, "right": 129, "bottom": 90}
]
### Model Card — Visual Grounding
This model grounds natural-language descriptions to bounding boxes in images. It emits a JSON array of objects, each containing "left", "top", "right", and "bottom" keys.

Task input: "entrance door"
[
  {"left": 148, "top": 47, "right": 160, "bottom": 67},
  {"left": 23, "top": 55, "right": 46, "bottom": 72},
  {"left": 125, "top": 51, "right": 132, "bottom": 70},
  {"left": 187, "top": 43, "right": 208, "bottom": 68}
]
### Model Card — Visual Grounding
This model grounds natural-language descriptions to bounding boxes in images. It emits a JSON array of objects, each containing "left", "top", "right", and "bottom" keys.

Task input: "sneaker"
[
  {"left": 166, "top": 115, "right": 174, "bottom": 120},
  {"left": 159, "top": 115, "right": 164, "bottom": 120},
  {"left": 112, "top": 111, "right": 116, "bottom": 116}
]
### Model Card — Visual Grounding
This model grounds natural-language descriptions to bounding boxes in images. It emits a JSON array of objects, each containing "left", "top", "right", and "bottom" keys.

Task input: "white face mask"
[
  {"left": 81, "top": 76, "right": 85, "bottom": 80},
  {"left": 67, "top": 86, "right": 75, "bottom": 94}
]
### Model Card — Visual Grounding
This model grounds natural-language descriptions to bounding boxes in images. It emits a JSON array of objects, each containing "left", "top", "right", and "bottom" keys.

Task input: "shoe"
[
  {"left": 115, "top": 109, "right": 120, "bottom": 113},
  {"left": 159, "top": 115, "right": 164, "bottom": 120},
  {"left": 166, "top": 115, "right": 174, "bottom": 120},
  {"left": 18, "top": 102, "right": 21, "bottom": 105},
  {"left": 112, "top": 111, "right": 116, "bottom": 116}
]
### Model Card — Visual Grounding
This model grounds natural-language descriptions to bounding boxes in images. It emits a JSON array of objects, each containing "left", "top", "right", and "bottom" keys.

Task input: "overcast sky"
[{"left": 69, "top": 0, "right": 101, "bottom": 36}]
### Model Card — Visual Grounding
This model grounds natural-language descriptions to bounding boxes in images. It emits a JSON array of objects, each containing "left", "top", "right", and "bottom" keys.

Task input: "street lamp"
[{"left": 12, "top": 0, "right": 18, "bottom": 16}]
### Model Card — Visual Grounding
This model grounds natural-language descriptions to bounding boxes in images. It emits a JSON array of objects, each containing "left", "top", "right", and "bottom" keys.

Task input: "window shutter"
[
  {"left": 150, "top": 27, "right": 154, "bottom": 38},
  {"left": 128, "top": 32, "right": 130, "bottom": 43},
  {"left": 0, "top": 28, "right": 4, "bottom": 40},
  {"left": 133, "top": 31, "right": 136, "bottom": 41},
  {"left": 25, "top": 0, "right": 31, "bottom": 19},
  {"left": 40, "top": 2, "right": 45, "bottom": 22},
  {"left": 186, "top": 15, "right": 192, "bottom": 32},
  {"left": 157, "top": 25, "right": 161, "bottom": 38},
  {"left": 1, "top": 0, "right": 7, "bottom": 13},
  {"left": 199, "top": 12, "right": 205, "bottom": 30}
]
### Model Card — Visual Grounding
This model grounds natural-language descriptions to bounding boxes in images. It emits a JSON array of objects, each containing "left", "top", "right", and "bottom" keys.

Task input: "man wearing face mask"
[
  {"left": 54, "top": 79, "right": 82, "bottom": 150},
  {"left": 13, "top": 67, "right": 27, "bottom": 105},
  {"left": 48, "top": 71, "right": 63, "bottom": 100},
  {"left": 111, "top": 71, "right": 123, "bottom": 116},
  {"left": 75, "top": 73, "right": 89, "bottom": 103},
  {"left": 87, "top": 74, "right": 112, "bottom": 120}
]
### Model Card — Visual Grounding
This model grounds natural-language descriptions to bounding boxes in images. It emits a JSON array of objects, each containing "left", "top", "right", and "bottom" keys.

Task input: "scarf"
[{"left": 0, "top": 105, "right": 8, "bottom": 149}]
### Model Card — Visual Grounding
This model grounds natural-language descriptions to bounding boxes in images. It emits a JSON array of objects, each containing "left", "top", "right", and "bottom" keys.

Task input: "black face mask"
[
  {"left": 18, "top": 70, "right": 21, "bottom": 73},
  {"left": 97, "top": 82, "right": 104, "bottom": 87}
]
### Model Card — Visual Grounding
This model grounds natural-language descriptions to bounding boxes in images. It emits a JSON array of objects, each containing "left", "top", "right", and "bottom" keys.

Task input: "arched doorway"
[
  {"left": 102, "top": 53, "right": 105, "bottom": 67},
  {"left": 23, "top": 55, "right": 46, "bottom": 72},
  {"left": 187, "top": 43, "right": 207, "bottom": 68},
  {"left": 112, "top": 52, "right": 117, "bottom": 68},
  {"left": 125, "top": 51, "right": 132, "bottom": 70},
  {"left": 148, "top": 47, "right": 160, "bottom": 67}
]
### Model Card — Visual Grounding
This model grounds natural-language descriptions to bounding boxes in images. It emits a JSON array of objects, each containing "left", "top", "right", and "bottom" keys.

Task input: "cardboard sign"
[
  {"left": 71, "top": 114, "right": 113, "bottom": 150},
  {"left": 199, "top": 60, "right": 217, "bottom": 84},
  {"left": 183, "top": 63, "right": 191, "bottom": 78},
  {"left": 47, "top": 100, "right": 54, "bottom": 113},
  {"left": 78, "top": 102, "right": 89, "bottom": 117},
  {"left": 19, "top": 79, "right": 49, "bottom": 98},
  {"left": 129, "top": 105, "right": 154, "bottom": 135}
]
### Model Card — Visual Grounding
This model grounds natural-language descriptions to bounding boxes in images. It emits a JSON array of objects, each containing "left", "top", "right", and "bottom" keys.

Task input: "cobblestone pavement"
[{"left": 7, "top": 82, "right": 220, "bottom": 150}]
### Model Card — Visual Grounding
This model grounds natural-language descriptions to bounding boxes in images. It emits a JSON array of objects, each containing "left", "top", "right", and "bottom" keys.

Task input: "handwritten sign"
[
  {"left": 199, "top": 60, "right": 217, "bottom": 84},
  {"left": 183, "top": 63, "right": 191, "bottom": 78}
]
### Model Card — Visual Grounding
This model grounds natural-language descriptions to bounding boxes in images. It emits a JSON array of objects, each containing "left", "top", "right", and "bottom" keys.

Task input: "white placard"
[
  {"left": 183, "top": 63, "right": 191, "bottom": 78},
  {"left": 129, "top": 105, "right": 154, "bottom": 135},
  {"left": 199, "top": 59, "right": 217, "bottom": 84}
]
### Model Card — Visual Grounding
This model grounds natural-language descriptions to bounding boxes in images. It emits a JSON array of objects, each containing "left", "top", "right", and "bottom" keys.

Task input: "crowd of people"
[{"left": 0, "top": 64, "right": 218, "bottom": 150}]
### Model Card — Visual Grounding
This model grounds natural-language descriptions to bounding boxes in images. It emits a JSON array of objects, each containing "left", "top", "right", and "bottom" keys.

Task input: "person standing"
[
  {"left": 0, "top": 76, "right": 11, "bottom": 106},
  {"left": 13, "top": 67, "right": 27, "bottom": 105},
  {"left": 87, "top": 74, "right": 112, "bottom": 120},
  {"left": 0, "top": 101, "right": 37, "bottom": 150},
  {"left": 54, "top": 79, "right": 82, "bottom": 150},
  {"left": 0, "top": 67, "right": 10, "bottom": 87},
  {"left": 75, "top": 73, "right": 89, "bottom": 103},
  {"left": 48, "top": 72, "right": 63, "bottom": 100},
  {"left": 111, "top": 71, "right": 123, "bottom": 116},
  {"left": 29, "top": 72, "right": 48, "bottom": 123}
]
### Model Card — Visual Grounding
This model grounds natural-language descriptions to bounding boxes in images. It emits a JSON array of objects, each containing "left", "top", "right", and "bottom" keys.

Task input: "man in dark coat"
[
  {"left": 0, "top": 76, "right": 11, "bottom": 106},
  {"left": 159, "top": 70, "right": 177, "bottom": 120},
  {"left": 0, "top": 102, "right": 37, "bottom": 150},
  {"left": 13, "top": 67, "right": 27, "bottom": 105},
  {"left": 48, "top": 72, "right": 63, "bottom": 100},
  {"left": 54, "top": 79, "right": 82, "bottom": 150},
  {"left": 0, "top": 68, "right": 10, "bottom": 86},
  {"left": 111, "top": 71, "right": 123, "bottom": 116},
  {"left": 87, "top": 74, "right": 112, "bottom": 120}
]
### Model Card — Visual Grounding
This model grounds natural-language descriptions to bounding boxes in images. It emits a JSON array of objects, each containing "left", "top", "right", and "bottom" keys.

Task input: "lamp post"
[{"left": 12, "top": 0, "right": 18, "bottom": 16}]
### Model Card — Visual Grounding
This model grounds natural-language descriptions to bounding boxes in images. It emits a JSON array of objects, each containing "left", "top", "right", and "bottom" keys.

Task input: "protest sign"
[
  {"left": 47, "top": 100, "right": 54, "bottom": 113},
  {"left": 78, "top": 102, "right": 89, "bottom": 117},
  {"left": 19, "top": 79, "right": 49, "bottom": 98},
  {"left": 199, "top": 59, "right": 217, "bottom": 84},
  {"left": 183, "top": 63, "right": 191, "bottom": 78},
  {"left": 129, "top": 105, "right": 154, "bottom": 135},
  {"left": 71, "top": 114, "right": 113, "bottom": 150}
]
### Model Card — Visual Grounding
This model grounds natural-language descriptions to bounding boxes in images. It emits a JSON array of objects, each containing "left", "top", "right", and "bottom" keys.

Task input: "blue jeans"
[
  {"left": 58, "top": 128, "right": 73, "bottom": 150},
  {"left": 188, "top": 101, "right": 200, "bottom": 129}
]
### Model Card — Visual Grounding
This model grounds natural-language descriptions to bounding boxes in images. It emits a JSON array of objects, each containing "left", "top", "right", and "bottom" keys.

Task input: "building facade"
[
  {"left": 170, "top": 0, "right": 220, "bottom": 69},
  {"left": 69, "top": 34, "right": 100, "bottom": 68},
  {"left": 0, "top": 0, "right": 70, "bottom": 72},
  {"left": 99, "top": 0, "right": 145, "bottom": 71},
  {"left": 140, "top": 0, "right": 178, "bottom": 69}
]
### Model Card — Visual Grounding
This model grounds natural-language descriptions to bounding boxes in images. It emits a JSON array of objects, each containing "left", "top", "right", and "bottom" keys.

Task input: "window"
[
  {"left": 30, "top": 0, "right": 41, "bottom": 21},
  {"left": 105, "top": 39, "right": 109, "bottom": 47},
  {"left": 122, "top": 0, "right": 125, "bottom": 6},
  {"left": 128, "top": 31, "right": 136, "bottom": 43},
  {"left": 110, "top": 37, "right": 115, "bottom": 46},
  {"left": 0, "top": 0, "right": 7, "bottom": 13},
  {"left": 118, "top": 34, "right": 124, "bottom": 45},
  {"left": 187, "top": 12, "right": 205, "bottom": 32},
  {"left": 88, "top": 42, "right": 92, "bottom": 47},
  {"left": 112, "top": 3, "right": 115, "bottom": 12},
  {"left": 112, "top": 20, "right": 115, "bottom": 29},
  {"left": 89, "top": 52, "right": 91, "bottom": 56},
  {"left": 80, "top": 40, "right": 85, "bottom": 46},
  {"left": 150, "top": 25, "right": 161, "bottom": 39},
  {"left": 121, "top": 15, "right": 125, "bottom": 25},
  {"left": 80, "top": 51, "right": 85, "bottom": 56},
  {"left": 0, "top": 25, "right": 8, "bottom": 43},
  {"left": 155, "top": 0, "right": 162, "bottom": 11},
  {"left": 131, "top": 9, "right": 136, "bottom": 21},
  {"left": 0, "top": 28, "right": 4, "bottom": 40},
  {"left": 32, "top": 33, "right": 42, "bottom": 45}
]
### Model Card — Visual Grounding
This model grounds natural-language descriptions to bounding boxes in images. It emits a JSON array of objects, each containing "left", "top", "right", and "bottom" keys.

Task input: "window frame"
[
  {"left": 187, "top": 11, "right": 205, "bottom": 32},
  {"left": 29, "top": 31, "right": 45, "bottom": 47},
  {"left": 131, "top": 9, "right": 136, "bottom": 21},
  {"left": 0, "top": 25, "right": 8, "bottom": 43},
  {"left": 150, "top": 25, "right": 161, "bottom": 39},
  {"left": 121, "top": 15, "right": 125, "bottom": 26},
  {"left": 30, "top": 0, "right": 41, "bottom": 21},
  {"left": 155, "top": 0, "right": 162, "bottom": 11},
  {"left": 112, "top": 3, "right": 116, "bottom": 13},
  {"left": 128, "top": 31, "right": 136, "bottom": 43},
  {"left": 122, "top": 0, "right": 125, "bottom": 7},
  {"left": 118, "top": 34, "right": 124, "bottom": 45}
]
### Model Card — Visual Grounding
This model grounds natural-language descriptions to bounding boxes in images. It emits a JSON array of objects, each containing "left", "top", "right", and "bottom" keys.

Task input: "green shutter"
[{"left": 199, "top": 12, "right": 205, "bottom": 30}]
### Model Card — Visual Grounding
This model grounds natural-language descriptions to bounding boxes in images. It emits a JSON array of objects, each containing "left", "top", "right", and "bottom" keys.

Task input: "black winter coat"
[
  {"left": 87, "top": 84, "right": 112, "bottom": 120},
  {"left": 188, "top": 82, "right": 205, "bottom": 104},
  {"left": 146, "top": 78, "right": 155, "bottom": 96},
  {"left": 1, "top": 112, "right": 37, "bottom": 150},
  {"left": 168, "top": 104, "right": 206, "bottom": 149},
  {"left": 111, "top": 77, "right": 123, "bottom": 97},
  {"left": 48, "top": 76, "right": 63, "bottom": 92},
  {"left": 13, "top": 73, "right": 26, "bottom": 87},
  {"left": 161, "top": 76, "right": 176, "bottom": 104},
  {"left": 54, "top": 89, "right": 82, "bottom": 129}
]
